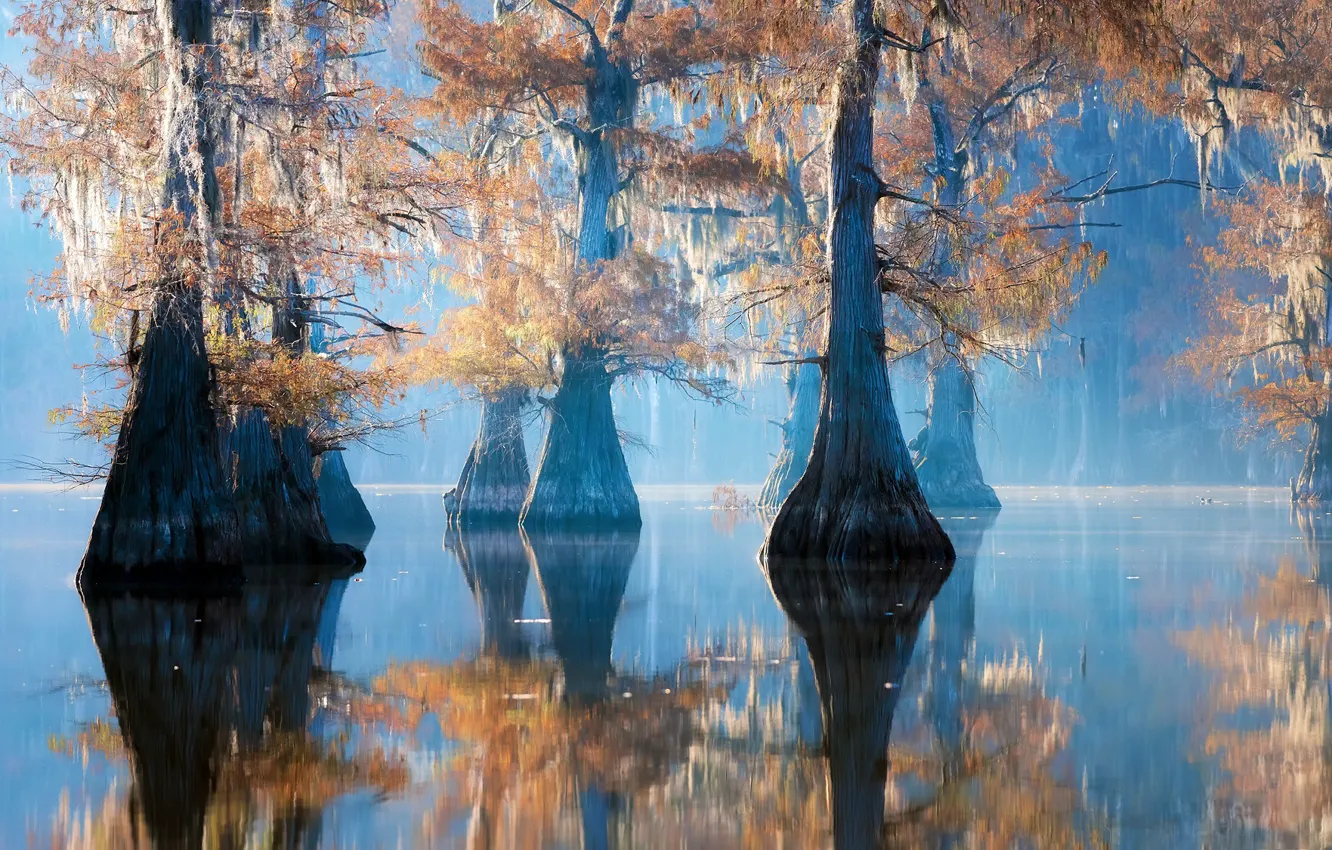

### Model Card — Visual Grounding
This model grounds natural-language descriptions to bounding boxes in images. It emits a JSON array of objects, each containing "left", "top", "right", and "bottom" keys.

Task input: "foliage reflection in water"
[
  {"left": 19, "top": 488, "right": 1332, "bottom": 847},
  {"left": 49, "top": 570, "right": 408, "bottom": 848}
]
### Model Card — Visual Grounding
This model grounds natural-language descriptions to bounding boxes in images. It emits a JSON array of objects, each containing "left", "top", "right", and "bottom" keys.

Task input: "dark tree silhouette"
[
  {"left": 765, "top": 554, "right": 950, "bottom": 849},
  {"left": 316, "top": 450, "right": 376, "bottom": 550},
  {"left": 447, "top": 526, "right": 533, "bottom": 660},
  {"left": 79, "top": 561, "right": 357, "bottom": 848},
  {"left": 529, "top": 528, "right": 641, "bottom": 848}
]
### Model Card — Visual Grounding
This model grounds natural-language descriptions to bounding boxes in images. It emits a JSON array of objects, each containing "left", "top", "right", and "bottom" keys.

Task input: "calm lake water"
[{"left": 1, "top": 485, "right": 1327, "bottom": 848}]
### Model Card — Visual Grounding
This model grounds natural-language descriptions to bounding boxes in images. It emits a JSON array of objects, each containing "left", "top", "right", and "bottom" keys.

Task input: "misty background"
[{"left": 0, "top": 29, "right": 1285, "bottom": 490}]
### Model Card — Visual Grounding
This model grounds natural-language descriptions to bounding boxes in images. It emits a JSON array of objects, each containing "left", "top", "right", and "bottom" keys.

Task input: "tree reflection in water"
[
  {"left": 43, "top": 523, "right": 1109, "bottom": 848},
  {"left": 45, "top": 564, "right": 407, "bottom": 849},
  {"left": 447, "top": 526, "right": 533, "bottom": 662},
  {"left": 384, "top": 527, "right": 714, "bottom": 848},
  {"left": 886, "top": 515, "right": 1107, "bottom": 850},
  {"left": 363, "top": 523, "right": 1109, "bottom": 849},
  {"left": 1177, "top": 507, "right": 1332, "bottom": 848},
  {"left": 762, "top": 552, "right": 951, "bottom": 849}
]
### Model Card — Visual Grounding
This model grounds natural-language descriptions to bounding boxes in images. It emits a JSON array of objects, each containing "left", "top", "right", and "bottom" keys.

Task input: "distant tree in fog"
[{"left": 412, "top": 0, "right": 763, "bottom": 529}]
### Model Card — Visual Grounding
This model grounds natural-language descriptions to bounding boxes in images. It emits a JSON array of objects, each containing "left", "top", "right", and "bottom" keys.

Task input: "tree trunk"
[
  {"left": 765, "top": 557, "right": 949, "bottom": 850},
  {"left": 316, "top": 449, "right": 375, "bottom": 548},
  {"left": 765, "top": 0, "right": 952, "bottom": 563},
  {"left": 1296, "top": 401, "right": 1332, "bottom": 503},
  {"left": 223, "top": 264, "right": 360, "bottom": 568},
  {"left": 759, "top": 135, "right": 818, "bottom": 513},
  {"left": 83, "top": 283, "right": 242, "bottom": 579},
  {"left": 448, "top": 527, "right": 531, "bottom": 659},
  {"left": 759, "top": 360, "right": 821, "bottom": 512},
  {"left": 451, "top": 389, "right": 531, "bottom": 526},
  {"left": 523, "top": 351, "right": 641, "bottom": 529},
  {"left": 81, "top": 0, "right": 243, "bottom": 579},
  {"left": 228, "top": 408, "right": 290, "bottom": 553},
  {"left": 523, "top": 7, "right": 642, "bottom": 528},
  {"left": 226, "top": 408, "right": 352, "bottom": 567},
  {"left": 527, "top": 528, "right": 639, "bottom": 703},
  {"left": 910, "top": 58, "right": 998, "bottom": 512},
  {"left": 913, "top": 358, "right": 1001, "bottom": 509}
]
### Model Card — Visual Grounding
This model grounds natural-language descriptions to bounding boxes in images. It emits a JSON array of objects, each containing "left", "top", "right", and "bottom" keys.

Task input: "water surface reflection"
[
  {"left": 58, "top": 574, "right": 406, "bottom": 847},
  {"left": 6, "top": 487, "right": 1326, "bottom": 847},
  {"left": 763, "top": 553, "right": 948, "bottom": 848}
]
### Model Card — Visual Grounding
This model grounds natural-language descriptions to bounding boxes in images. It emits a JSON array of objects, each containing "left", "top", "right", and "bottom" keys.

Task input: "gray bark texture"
[
  {"left": 910, "top": 65, "right": 1000, "bottom": 511},
  {"left": 223, "top": 407, "right": 361, "bottom": 572},
  {"left": 451, "top": 389, "right": 531, "bottom": 526},
  {"left": 912, "top": 358, "right": 1001, "bottom": 509},
  {"left": 222, "top": 260, "right": 361, "bottom": 569},
  {"left": 316, "top": 449, "right": 375, "bottom": 549},
  {"left": 765, "top": 555, "right": 949, "bottom": 850},
  {"left": 523, "top": 352, "right": 641, "bottom": 529},
  {"left": 83, "top": 283, "right": 242, "bottom": 579},
  {"left": 765, "top": 0, "right": 953, "bottom": 563}
]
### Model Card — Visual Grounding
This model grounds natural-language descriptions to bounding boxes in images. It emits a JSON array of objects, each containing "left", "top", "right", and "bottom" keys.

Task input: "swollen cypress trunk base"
[
  {"left": 765, "top": 365, "right": 954, "bottom": 563},
  {"left": 228, "top": 409, "right": 362, "bottom": 570},
  {"left": 759, "top": 361, "right": 821, "bottom": 512},
  {"left": 316, "top": 449, "right": 375, "bottom": 549},
  {"left": 449, "top": 389, "right": 531, "bottom": 526},
  {"left": 522, "top": 352, "right": 640, "bottom": 530},
  {"left": 82, "top": 286, "right": 242, "bottom": 582},
  {"left": 912, "top": 359, "right": 1001, "bottom": 510},
  {"left": 762, "top": 0, "right": 950, "bottom": 565}
]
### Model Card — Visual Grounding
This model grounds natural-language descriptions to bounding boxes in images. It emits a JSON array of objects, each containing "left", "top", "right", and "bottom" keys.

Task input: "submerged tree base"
[
  {"left": 317, "top": 450, "right": 376, "bottom": 549},
  {"left": 82, "top": 286, "right": 242, "bottom": 581},
  {"left": 522, "top": 353, "right": 641, "bottom": 531},
  {"left": 449, "top": 390, "right": 531, "bottom": 527},
  {"left": 766, "top": 466, "right": 956, "bottom": 564},
  {"left": 225, "top": 409, "right": 364, "bottom": 570},
  {"left": 77, "top": 544, "right": 366, "bottom": 593},
  {"left": 911, "top": 358, "right": 1001, "bottom": 511},
  {"left": 912, "top": 440, "right": 1003, "bottom": 510},
  {"left": 1294, "top": 412, "right": 1332, "bottom": 504}
]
